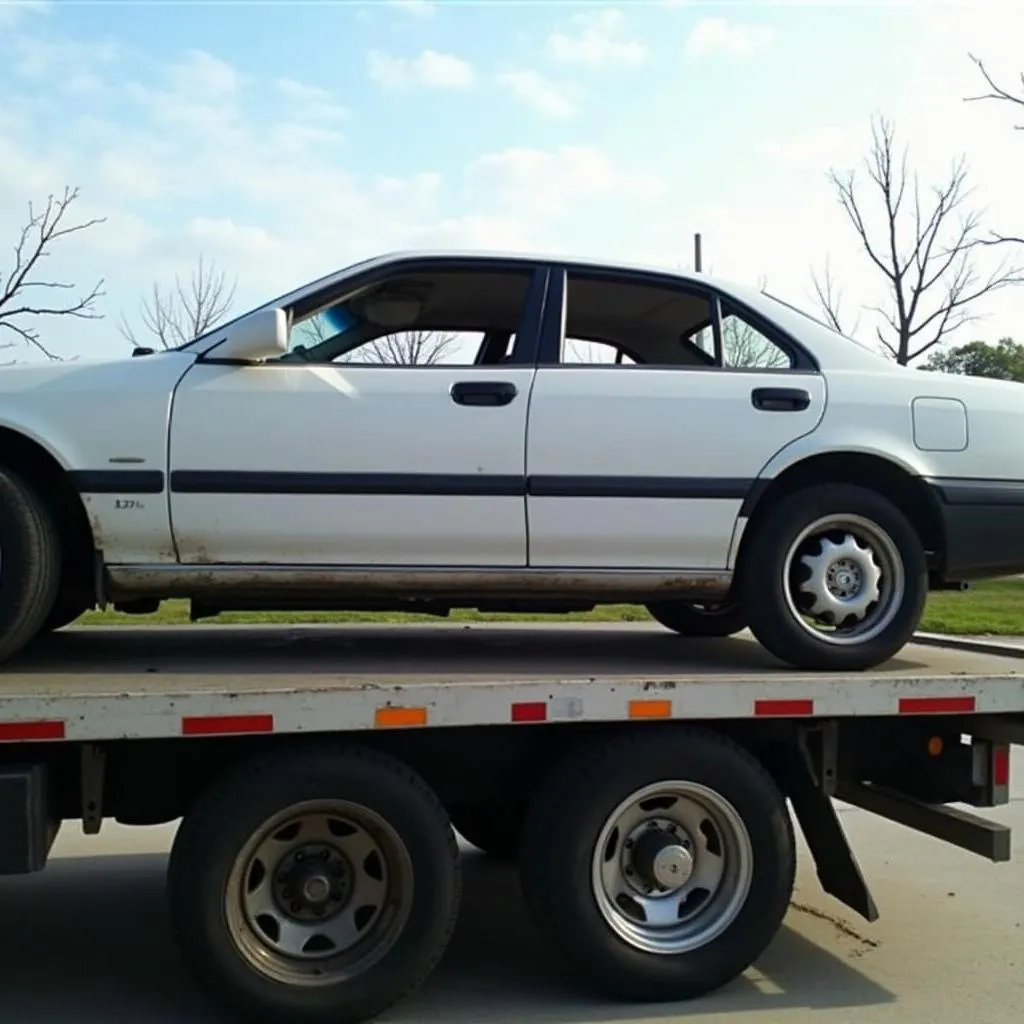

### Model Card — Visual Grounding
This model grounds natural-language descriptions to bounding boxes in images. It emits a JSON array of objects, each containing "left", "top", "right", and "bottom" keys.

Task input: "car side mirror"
[{"left": 209, "top": 308, "right": 289, "bottom": 361}]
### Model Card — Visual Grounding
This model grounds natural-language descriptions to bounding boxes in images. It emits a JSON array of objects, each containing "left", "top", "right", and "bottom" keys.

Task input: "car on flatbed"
[{"left": 0, "top": 249, "right": 1022, "bottom": 670}]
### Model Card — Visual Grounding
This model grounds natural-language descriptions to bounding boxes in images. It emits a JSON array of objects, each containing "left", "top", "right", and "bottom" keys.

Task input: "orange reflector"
[
  {"left": 374, "top": 706, "right": 428, "bottom": 729},
  {"left": 927, "top": 736, "right": 944, "bottom": 756},
  {"left": 629, "top": 699, "right": 672, "bottom": 720}
]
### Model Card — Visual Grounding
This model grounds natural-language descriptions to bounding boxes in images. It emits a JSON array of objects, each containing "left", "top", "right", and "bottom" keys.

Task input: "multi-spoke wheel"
[
  {"left": 742, "top": 483, "right": 927, "bottom": 670},
  {"left": 646, "top": 599, "right": 748, "bottom": 638},
  {"left": 518, "top": 727, "right": 794, "bottom": 1002},
  {"left": 167, "top": 745, "right": 461, "bottom": 1024}
]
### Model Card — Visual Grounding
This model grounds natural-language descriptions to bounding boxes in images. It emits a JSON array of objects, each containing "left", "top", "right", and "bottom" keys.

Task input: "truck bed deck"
[{"left": 2, "top": 623, "right": 1023, "bottom": 743}]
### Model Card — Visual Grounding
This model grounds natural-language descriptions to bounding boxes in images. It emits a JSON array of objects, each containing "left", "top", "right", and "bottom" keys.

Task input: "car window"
[
  {"left": 561, "top": 272, "right": 794, "bottom": 370},
  {"left": 278, "top": 268, "right": 531, "bottom": 367}
]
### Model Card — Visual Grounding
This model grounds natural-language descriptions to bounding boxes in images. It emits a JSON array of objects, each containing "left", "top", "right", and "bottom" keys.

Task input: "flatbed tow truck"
[{"left": 2, "top": 621, "right": 1023, "bottom": 1024}]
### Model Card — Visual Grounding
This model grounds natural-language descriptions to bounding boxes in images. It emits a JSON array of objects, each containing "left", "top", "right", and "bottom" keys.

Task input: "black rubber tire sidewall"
[
  {"left": 518, "top": 728, "right": 794, "bottom": 1002},
  {"left": 0, "top": 467, "right": 60, "bottom": 660},
  {"left": 646, "top": 599, "right": 748, "bottom": 638},
  {"left": 741, "top": 483, "right": 927, "bottom": 671},
  {"left": 167, "top": 745, "right": 461, "bottom": 1024}
]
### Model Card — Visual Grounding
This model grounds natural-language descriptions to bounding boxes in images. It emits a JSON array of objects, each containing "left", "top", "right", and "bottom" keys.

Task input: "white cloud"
[
  {"left": 684, "top": 18, "right": 775, "bottom": 60},
  {"left": 367, "top": 48, "right": 475, "bottom": 89},
  {"left": 385, "top": 0, "right": 435, "bottom": 16},
  {"left": 546, "top": 9, "right": 648, "bottom": 68},
  {"left": 0, "top": 0, "right": 49, "bottom": 28},
  {"left": 496, "top": 69, "right": 578, "bottom": 119},
  {"left": 274, "top": 78, "right": 350, "bottom": 122}
]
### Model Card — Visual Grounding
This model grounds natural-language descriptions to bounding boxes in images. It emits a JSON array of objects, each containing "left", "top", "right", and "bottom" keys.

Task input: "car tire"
[
  {"left": 741, "top": 483, "right": 927, "bottom": 671},
  {"left": 0, "top": 467, "right": 61, "bottom": 662},
  {"left": 646, "top": 599, "right": 747, "bottom": 638},
  {"left": 41, "top": 595, "right": 89, "bottom": 633},
  {"left": 450, "top": 801, "right": 523, "bottom": 861},
  {"left": 518, "top": 726, "right": 794, "bottom": 1002},
  {"left": 167, "top": 744, "right": 462, "bottom": 1024}
]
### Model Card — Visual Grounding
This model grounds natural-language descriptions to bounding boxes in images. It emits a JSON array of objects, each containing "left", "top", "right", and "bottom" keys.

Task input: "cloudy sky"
[{"left": 1, "top": 0, "right": 1022, "bottom": 362}]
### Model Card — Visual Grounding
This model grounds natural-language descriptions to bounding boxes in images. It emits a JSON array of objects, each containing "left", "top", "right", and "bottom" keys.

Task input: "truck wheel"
[
  {"left": 646, "top": 600, "right": 747, "bottom": 638},
  {"left": 450, "top": 801, "right": 522, "bottom": 860},
  {"left": 167, "top": 745, "right": 461, "bottom": 1024},
  {"left": 741, "top": 483, "right": 927, "bottom": 671},
  {"left": 0, "top": 467, "right": 60, "bottom": 661},
  {"left": 518, "top": 727, "right": 794, "bottom": 1002}
]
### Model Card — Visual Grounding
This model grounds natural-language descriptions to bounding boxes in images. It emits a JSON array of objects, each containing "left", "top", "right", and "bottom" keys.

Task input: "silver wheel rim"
[
  {"left": 225, "top": 799, "right": 413, "bottom": 987},
  {"left": 591, "top": 781, "right": 754, "bottom": 955},
  {"left": 782, "top": 513, "right": 905, "bottom": 647}
]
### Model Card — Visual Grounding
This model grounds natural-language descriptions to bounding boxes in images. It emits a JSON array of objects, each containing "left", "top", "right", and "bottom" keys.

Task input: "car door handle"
[
  {"left": 751, "top": 387, "right": 811, "bottom": 412},
  {"left": 450, "top": 381, "right": 518, "bottom": 407}
]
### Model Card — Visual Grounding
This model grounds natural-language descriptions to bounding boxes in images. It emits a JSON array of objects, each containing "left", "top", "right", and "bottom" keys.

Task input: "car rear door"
[{"left": 524, "top": 266, "right": 826, "bottom": 571}]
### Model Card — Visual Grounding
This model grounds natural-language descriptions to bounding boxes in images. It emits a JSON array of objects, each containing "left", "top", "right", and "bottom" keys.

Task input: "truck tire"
[
  {"left": 740, "top": 483, "right": 927, "bottom": 671},
  {"left": 167, "top": 744, "right": 461, "bottom": 1024},
  {"left": 646, "top": 600, "right": 747, "bottom": 638},
  {"left": 0, "top": 467, "right": 60, "bottom": 662},
  {"left": 450, "top": 801, "right": 522, "bottom": 860},
  {"left": 518, "top": 726, "right": 794, "bottom": 1002}
]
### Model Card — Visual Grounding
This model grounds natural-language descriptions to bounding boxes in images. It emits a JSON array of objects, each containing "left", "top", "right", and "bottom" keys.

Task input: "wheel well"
[
  {"left": 0, "top": 428, "right": 97, "bottom": 602},
  {"left": 739, "top": 452, "right": 945, "bottom": 573}
]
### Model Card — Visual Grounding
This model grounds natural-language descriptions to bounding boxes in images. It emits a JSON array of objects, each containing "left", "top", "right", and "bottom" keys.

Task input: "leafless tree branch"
[
  {"left": 810, "top": 256, "right": 863, "bottom": 337},
  {"left": 340, "top": 329, "right": 458, "bottom": 365},
  {"left": 119, "top": 255, "right": 237, "bottom": 349},
  {"left": 812, "top": 114, "right": 1024, "bottom": 364},
  {"left": 965, "top": 53, "right": 1024, "bottom": 128},
  {"left": 0, "top": 186, "right": 105, "bottom": 360}
]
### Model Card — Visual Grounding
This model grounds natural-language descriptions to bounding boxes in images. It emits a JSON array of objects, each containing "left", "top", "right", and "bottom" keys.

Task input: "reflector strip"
[
  {"left": 629, "top": 699, "right": 672, "bottom": 719},
  {"left": 182, "top": 714, "right": 274, "bottom": 736},
  {"left": 511, "top": 701, "right": 547, "bottom": 723},
  {"left": 898, "top": 696, "right": 976, "bottom": 715},
  {"left": 0, "top": 720, "right": 65, "bottom": 742},
  {"left": 993, "top": 746, "right": 1011, "bottom": 787},
  {"left": 375, "top": 706, "right": 428, "bottom": 728},
  {"left": 754, "top": 699, "right": 814, "bottom": 717}
]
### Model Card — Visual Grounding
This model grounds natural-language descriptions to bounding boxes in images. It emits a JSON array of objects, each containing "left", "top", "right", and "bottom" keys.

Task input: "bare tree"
[
  {"left": 0, "top": 186, "right": 105, "bottom": 360},
  {"left": 810, "top": 256, "right": 863, "bottom": 338},
  {"left": 965, "top": 54, "right": 1024, "bottom": 247},
  {"left": 341, "top": 329, "right": 458, "bottom": 365},
  {"left": 119, "top": 255, "right": 237, "bottom": 349},
  {"left": 812, "top": 115, "right": 1024, "bottom": 364}
]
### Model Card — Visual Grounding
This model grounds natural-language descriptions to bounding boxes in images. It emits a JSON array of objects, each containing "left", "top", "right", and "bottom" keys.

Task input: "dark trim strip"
[
  {"left": 70, "top": 470, "right": 165, "bottom": 494},
  {"left": 169, "top": 470, "right": 754, "bottom": 501},
  {"left": 926, "top": 478, "right": 1024, "bottom": 507},
  {"left": 527, "top": 476, "right": 752, "bottom": 500},
  {"left": 170, "top": 471, "right": 524, "bottom": 496}
]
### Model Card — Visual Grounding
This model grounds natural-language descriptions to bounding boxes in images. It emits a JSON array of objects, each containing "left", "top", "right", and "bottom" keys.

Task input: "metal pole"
[{"left": 694, "top": 232, "right": 703, "bottom": 273}]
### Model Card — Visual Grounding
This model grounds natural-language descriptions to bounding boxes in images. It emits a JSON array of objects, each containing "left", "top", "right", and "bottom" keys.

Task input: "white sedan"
[{"left": 0, "top": 250, "right": 1019, "bottom": 670}]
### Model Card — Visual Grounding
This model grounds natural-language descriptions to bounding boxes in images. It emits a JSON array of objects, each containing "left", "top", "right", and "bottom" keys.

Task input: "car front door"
[
  {"left": 167, "top": 260, "right": 547, "bottom": 566},
  {"left": 524, "top": 266, "right": 827, "bottom": 570}
]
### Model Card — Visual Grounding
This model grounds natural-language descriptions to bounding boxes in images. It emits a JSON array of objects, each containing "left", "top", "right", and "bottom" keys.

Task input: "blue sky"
[{"left": 0, "top": 0, "right": 1022, "bottom": 361}]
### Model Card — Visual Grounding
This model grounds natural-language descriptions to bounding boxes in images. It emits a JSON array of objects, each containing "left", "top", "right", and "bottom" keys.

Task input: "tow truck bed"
[
  {"left": 1, "top": 623, "right": 1022, "bottom": 741},
  {"left": 2, "top": 623, "right": 1023, "bottom": 1024}
]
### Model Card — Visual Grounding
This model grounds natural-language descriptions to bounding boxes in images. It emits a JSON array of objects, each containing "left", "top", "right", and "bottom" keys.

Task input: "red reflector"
[
  {"left": 993, "top": 746, "right": 1011, "bottom": 787},
  {"left": 754, "top": 699, "right": 814, "bottom": 717},
  {"left": 898, "top": 696, "right": 976, "bottom": 715},
  {"left": 182, "top": 714, "right": 274, "bottom": 736},
  {"left": 511, "top": 702, "right": 547, "bottom": 723},
  {"left": 0, "top": 720, "right": 65, "bottom": 742}
]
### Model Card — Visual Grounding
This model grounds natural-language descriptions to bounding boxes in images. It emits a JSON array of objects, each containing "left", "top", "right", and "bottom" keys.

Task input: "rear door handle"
[
  {"left": 450, "top": 381, "right": 518, "bottom": 407},
  {"left": 751, "top": 387, "right": 811, "bottom": 412}
]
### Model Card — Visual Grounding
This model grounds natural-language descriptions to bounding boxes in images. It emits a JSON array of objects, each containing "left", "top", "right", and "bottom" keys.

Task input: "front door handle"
[
  {"left": 450, "top": 381, "right": 518, "bottom": 407},
  {"left": 751, "top": 387, "right": 811, "bottom": 412}
]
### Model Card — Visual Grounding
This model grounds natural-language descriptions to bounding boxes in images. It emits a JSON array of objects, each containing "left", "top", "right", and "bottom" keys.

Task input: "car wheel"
[
  {"left": 0, "top": 466, "right": 61, "bottom": 661},
  {"left": 41, "top": 594, "right": 89, "bottom": 633},
  {"left": 518, "top": 727, "right": 794, "bottom": 1002},
  {"left": 646, "top": 599, "right": 747, "bottom": 638},
  {"left": 741, "top": 482, "right": 927, "bottom": 671}
]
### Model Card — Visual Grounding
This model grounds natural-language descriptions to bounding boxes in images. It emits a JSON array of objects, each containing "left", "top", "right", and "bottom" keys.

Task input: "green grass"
[{"left": 76, "top": 579, "right": 1024, "bottom": 636}]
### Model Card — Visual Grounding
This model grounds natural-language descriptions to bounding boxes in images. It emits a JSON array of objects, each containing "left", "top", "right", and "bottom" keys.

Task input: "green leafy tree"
[{"left": 921, "top": 337, "right": 1024, "bottom": 381}]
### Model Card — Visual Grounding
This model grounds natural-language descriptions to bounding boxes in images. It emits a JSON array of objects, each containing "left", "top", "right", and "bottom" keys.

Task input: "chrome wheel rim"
[
  {"left": 225, "top": 800, "right": 413, "bottom": 987},
  {"left": 782, "top": 514, "right": 905, "bottom": 647},
  {"left": 591, "top": 781, "right": 754, "bottom": 955}
]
